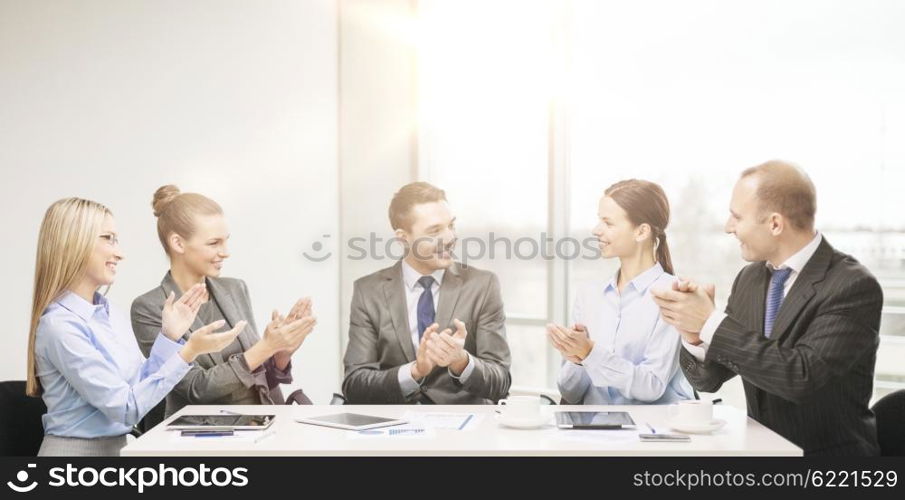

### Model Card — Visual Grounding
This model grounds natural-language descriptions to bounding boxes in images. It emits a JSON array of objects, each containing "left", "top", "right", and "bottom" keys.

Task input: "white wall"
[
  {"left": 338, "top": 0, "right": 417, "bottom": 355},
  {"left": 0, "top": 0, "right": 341, "bottom": 403}
]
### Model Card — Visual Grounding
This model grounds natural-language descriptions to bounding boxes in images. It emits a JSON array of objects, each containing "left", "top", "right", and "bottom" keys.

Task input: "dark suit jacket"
[
  {"left": 131, "top": 272, "right": 291, "bottom": 426},
  {"left": 342, "top": 261, "right": 511, "bottom": 404},
  {"left": 680, "top": 237, "right": 882, "bottom": 456}
]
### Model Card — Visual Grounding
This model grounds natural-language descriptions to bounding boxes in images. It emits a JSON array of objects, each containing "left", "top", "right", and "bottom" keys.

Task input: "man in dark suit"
[
  {"left": 652, "top": 160, "right": 882, "bottom": 456},
  {"left": 342, "top": 182, "right": 511, "bottom": 404}
]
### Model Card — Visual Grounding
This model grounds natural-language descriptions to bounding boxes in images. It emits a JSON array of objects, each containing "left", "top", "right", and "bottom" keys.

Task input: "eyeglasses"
[{"left": 99, "top": 233, "right": 119, "bottom": 246}]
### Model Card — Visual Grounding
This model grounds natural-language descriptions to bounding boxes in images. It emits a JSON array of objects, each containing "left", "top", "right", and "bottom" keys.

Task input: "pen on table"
[
  {"left": 182, "top": 430, "right": 234, "bottom": 438},
  {"left": 458, "top": 414, "right": 474, "bottom": 430},
  {"left": 389, "top": 428, "right": 424, "bottom": 436},
  {"left": 645, "top": 422, "right": 656, "bottom": 434},
  {"left": 219, "top": 409, "right": 242, "bottom": 415},
  {"left": 253, "top": 430, "right": 276, "bottom": 444},
  {"left": 712, "top": 399, "right": 722, "bottom": 405}
]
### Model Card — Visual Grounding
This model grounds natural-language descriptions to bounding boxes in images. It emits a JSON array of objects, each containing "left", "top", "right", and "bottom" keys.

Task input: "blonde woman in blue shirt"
[
  {"left": 548, "top": 180, "right": 694, "bottom": 404},
  {"left": 25, "top": 198, "right": 245, "bottom": 456}
]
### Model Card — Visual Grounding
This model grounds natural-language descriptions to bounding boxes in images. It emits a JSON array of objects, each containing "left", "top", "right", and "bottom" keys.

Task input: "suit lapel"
[
  {"left": 206, "top": 277, "right": 255, "bottom": 353},
  {"left": 769, "top": 237, "right": 832, "bottom": 342},
  {"left": 206, "top": 278, "right": 240, "bottom": 329},
  {"left": 752, "top": 266, "right": 770, "bottom": 336},
  {"left": 383, "top": 261, "right": 416, "bottom": 362},
  {"left": 435, "top": 263, "right": 462, "bottom": 331}
]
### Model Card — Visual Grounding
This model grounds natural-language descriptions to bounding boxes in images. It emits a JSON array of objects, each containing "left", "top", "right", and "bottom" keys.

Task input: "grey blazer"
[
  {"left": 342, "top": 260, "right": 511, "bottom": 404},
  {"left": 131, "top": 272, "right": 290, "bottom": 422},
  {"left": 680, "top": 237, "right": 882, "bottom": 456}
]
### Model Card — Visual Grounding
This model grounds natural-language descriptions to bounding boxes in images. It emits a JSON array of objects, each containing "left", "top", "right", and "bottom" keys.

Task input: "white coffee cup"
[
  {"left": 497, "top": 395, "right": 542, "bottom": 420},
  {"left": 667, "top": 399, "right": 713, "bottom": 425}
]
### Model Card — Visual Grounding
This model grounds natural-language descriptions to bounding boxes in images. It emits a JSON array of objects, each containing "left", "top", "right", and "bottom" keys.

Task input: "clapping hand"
[
  {"left": 546, "top": 322, "right": 593, "bottom": 363},
  {"left": 181, "top": 319, "right": 247, "bottom": 363},
  {"left": 651, "top": 277, "right": 716, "bottom": 345},
  {"left": 426, "top": 319, "right": 469, "bottom": 374},
  {"left": 411, "top": 323, "right": 440, "bottom": 380},
  {"left": 161, "top": 283, "right": 206, "bottom": 341}
]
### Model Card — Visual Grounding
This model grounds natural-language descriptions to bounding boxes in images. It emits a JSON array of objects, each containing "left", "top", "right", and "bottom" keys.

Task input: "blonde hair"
[
  {"left": 27, "top": 198, "right": 112, "bottom": 396},
  {"left": 152, "top": 185, "right": 223, "bottom": 256}
]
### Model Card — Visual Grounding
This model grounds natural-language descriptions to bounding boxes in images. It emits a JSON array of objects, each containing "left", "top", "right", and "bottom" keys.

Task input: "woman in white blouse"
[{"left": 547, "top": 179, "right": 694, "bottom": 404}]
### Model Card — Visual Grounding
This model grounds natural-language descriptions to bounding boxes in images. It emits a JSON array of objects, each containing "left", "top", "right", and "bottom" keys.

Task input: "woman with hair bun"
[
  {"left": 131, "top": 185, "right": 316, "bottom": 428},
  {"left": 547, "top": 179, "right": 694, "bottom": 405}
]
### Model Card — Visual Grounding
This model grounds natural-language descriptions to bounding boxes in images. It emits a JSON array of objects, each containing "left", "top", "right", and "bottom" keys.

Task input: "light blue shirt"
[
  {"left": 558, "top": 262, "right": 694, "bottom": 405},
  {"left": 34, "top": 291, "right": 192, "bottom": 438}
]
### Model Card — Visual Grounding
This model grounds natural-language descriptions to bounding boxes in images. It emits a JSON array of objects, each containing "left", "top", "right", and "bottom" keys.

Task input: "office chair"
[
  {"left": 136, "top": 401, "right": 166, "bottom": 434},
  {"left": 286, "top": 389, "right": 314, "bottom": 405},
  {"left": 872, "top": 389, "right": 905, "bottom": 456},
  {"left": 506, "top": 385, "right": 557, "bottom": 405},
  {"left": 0, "top": 381, "right": 46, "bottom": 456}
]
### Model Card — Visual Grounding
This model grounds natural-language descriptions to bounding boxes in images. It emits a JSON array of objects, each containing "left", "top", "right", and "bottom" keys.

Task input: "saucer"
[
  {"left": 494, "top": 412, "right": 550, "bottom": 429},
  {"left": 667, "top": 418, "right": 727, "bottom": 434}
]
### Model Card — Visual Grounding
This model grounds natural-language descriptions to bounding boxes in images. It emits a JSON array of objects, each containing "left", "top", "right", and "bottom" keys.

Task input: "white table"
[{"left": 121, "top": 404, "right": 802, "bottom": 456}]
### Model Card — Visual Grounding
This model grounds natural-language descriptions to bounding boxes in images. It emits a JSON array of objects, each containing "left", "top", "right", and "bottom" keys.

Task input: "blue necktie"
[
  {"left": 764, "top": 267, "right": 793, "bottom": 338},
  {"left": 416, "top": 276, "right": 436, "bottom": 341}
]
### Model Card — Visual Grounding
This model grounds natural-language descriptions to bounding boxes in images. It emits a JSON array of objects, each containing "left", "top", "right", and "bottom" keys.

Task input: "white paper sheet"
[{"left": 401, "top": 411, "right": 482, "bottom": 430}]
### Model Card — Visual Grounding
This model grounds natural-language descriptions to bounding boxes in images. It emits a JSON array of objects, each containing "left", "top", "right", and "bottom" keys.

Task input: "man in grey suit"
[
  {"left": 343, "top": 182, "right": 511, "bottom": 404},
  {"left": 652, "top": 160, "right": 882, "bottom": 456}
]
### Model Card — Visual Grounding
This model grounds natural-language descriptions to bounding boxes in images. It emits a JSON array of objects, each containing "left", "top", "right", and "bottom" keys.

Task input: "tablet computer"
[
  {"left": 555, "top": 411, "right": 635, "bottom": 429},
  {"left": 295, "top": 413, "right": 407, "bottom": 431},
  {"left": 167, "top": 414, "right": 275, "bottom": 431}
]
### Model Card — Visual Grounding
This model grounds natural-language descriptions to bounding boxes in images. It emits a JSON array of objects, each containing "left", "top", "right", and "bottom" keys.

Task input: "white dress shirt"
[
  {"left": 397, "top": 259, "right": 475, "bottom": 395},
  {"left": 558, "top": 263, "right": 695, "bottom": 404},
  {"left": 684, "top": 231, "right": 823, "bottom": 361}
]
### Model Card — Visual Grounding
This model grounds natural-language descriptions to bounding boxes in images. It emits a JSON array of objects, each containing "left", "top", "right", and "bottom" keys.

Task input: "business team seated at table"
[{"left": 25, "top": 159, "right": 883, "bottom": 457}]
